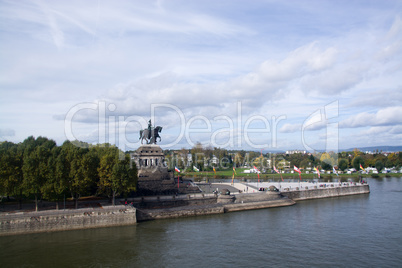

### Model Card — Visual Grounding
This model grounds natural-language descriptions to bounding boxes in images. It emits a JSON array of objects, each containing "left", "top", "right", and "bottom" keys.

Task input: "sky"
[{"left": 1, "top": 0, "right": 401, "bottom": 153}]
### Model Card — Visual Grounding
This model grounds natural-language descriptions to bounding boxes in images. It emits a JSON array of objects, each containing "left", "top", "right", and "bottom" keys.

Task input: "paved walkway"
[{"left": 217, "top": 181, "right": 366, "bottom": 193}]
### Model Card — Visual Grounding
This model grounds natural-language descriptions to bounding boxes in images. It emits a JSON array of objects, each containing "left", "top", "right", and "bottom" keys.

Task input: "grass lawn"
[{"left": 178, "top": 168, "right": 401, "bottom": 180}]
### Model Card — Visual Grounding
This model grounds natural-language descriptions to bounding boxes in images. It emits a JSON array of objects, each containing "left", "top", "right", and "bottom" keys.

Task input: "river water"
[{"left": 1, "top": 177, "right": 401, "bottom": 267}]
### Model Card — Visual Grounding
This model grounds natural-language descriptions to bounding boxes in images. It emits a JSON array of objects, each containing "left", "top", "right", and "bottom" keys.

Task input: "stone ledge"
[{"left": 0, "top": 206, "right": 137, "bottom": 236}]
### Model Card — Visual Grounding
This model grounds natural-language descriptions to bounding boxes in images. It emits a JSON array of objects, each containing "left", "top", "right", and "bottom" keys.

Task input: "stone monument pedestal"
[
  {"left": 131, "top": 145, "right": 176, "bottom": 195},
  {"left": 131, "top": 145, "right": 201, "bottom": 195}
]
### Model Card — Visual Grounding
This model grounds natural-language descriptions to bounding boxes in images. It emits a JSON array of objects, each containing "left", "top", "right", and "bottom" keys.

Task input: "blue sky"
[{"left": 1, "top": 0, "right": 401, "bottom": 152}]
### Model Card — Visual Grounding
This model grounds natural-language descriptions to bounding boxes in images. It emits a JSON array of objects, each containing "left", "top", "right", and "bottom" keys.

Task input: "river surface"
[{"left": 1, "top": 177, "right": 401, "bottom": 267}]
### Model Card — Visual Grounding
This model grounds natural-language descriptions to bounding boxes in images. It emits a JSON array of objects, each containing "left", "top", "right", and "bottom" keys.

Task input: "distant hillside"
[{"left": 346, "top": 146, "right": 402, "bottom": 152}]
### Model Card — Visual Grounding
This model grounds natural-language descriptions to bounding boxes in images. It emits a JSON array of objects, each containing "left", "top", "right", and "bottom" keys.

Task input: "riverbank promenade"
[{"left": 213, "top": 181, "right": 368, "bottom": 193}]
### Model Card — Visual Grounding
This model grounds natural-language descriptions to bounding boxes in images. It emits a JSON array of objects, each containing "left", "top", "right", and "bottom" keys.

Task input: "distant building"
[
  {"left": 210, "top": 155, "right": 219, "bottom": 165},
  {"left": 243, "top": 167, "right": 260, "bottom": 174},
  {"left": 286, "top": 150, "right": 306, "bottom": 154}
]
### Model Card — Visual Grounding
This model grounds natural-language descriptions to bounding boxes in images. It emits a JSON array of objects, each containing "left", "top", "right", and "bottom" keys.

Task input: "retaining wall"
[
  {"left": 133, "top": 196, "right": 217, "bottom": 209},
  {"left": 136, "top": 205, "right": 224, "bottom": 221},
  {"left": 136, "top": 192, "right": 296, "bottom": 221},
  {"left": 1, "top": 185, "right": 370, "bottom": 235},
  {"left": 223, "top": 199, "right": 295, "bottom": 212},
  {"left": 281, "top": 184, "right": 370, "bottom": 201},
  {"left": 0, "top": 206, "right": 136, "bottom": 236}
]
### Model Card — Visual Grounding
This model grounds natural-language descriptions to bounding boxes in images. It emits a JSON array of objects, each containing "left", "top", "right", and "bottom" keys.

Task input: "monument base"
[{"left": 131, "top": 145, "right": 201, "bottom": 195}]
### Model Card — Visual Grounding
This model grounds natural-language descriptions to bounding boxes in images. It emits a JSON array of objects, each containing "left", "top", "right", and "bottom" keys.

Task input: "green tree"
[
  {"left": 41, "top": 146, "right": 67, "bottom": 209},
  {"left": 81, "top": 148, "right": 100, "bottom": 195},
  {"left": 387, "top": 153, "right": 398, "bottom": 167},
  {"left": 233, "top": 152, "right": 243, "bottom": 168},
  {"left": 375, "top": 160, "right": 384, "bottom": 172},
  {"left": 320, "top": 160, "right": 332, "bottom": 170},
  {"left": 352, "top": 156, "right": 364, "bottom": 171},
  {"left": 191, "top": 142, "right": 205, "bottom": 171},
  {"left": 55, "top": 143, "right": 72, "bottom": 204},
  {"left": 0, "top": 142, "right": 24, "bottom": 208},
  {"left": 287, "top": 153, "right": 303, "bottom": 169},
  {"left": 58, "top": 141, "right": 93, "bottom": 209},
  {"left": 364, "top": 154, "right": 375, "bottom": 167},
  {"left": 69, "top": 147, "right": 92, "bottom": 208},
  {"left": 338, "top": 158, "right": 348, "bottom": 171},
  {"left": 299, "top": 159, "right": 310, "bottom": 169},
  {"left": 98, "top": 149, "right": 137, "bottom": 205},
  {"left": 253, "top": 155, "right": 266, "bottom": 170},
  {"left": 22, "top": 137, "right": 56, "bottom": 211}
]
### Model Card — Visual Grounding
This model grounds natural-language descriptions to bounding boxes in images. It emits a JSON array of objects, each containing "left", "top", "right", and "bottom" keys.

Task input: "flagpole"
[
  {"left": 279, "top": 173, "right": 280, "bottom": 190},
  {"left": 175, "top": 166, "right": 180, "bottom": 192}
]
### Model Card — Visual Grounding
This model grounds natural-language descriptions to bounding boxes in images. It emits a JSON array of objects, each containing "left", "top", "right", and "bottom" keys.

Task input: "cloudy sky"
[{"left": 1, "top": 0, "right": 401, "bottom": 152}]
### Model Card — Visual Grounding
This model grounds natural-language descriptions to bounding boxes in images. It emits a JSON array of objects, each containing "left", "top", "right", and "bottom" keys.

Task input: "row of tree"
[
  {"left": 163, "top": 142, "right": 402, "bottom": 173},
  {"left": 278, "top": 150, "right": 402, "bottom": 172},
  {"left": 163, "top": 142, "right": 234, "bottom": 171},
  {"left": 0, "top": 136, "right": 137, "bottom": 210}
]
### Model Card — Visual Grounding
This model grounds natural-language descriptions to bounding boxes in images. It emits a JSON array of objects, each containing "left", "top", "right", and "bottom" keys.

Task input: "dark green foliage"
[
  {"left": 0, "top": 142, "right": 24, "bottom": 207},
  {"left": 375, "top": 160, "right": 384, "bottom": 172},
  {"left": 0, "top": 137, "right": 137, "bottom": 210},
  {"left": 98, "top": 152, "right": 137, "bottom": 205},
  {"left": 321, "top": 161, "right": 332, "bottom": 170},
  {"left": 352, "top": 156, "right": 364, "bottom": 170},
  {"left": 338, "top": 158, "right": 348, "bottom": 171},
  {"left": 22, "top": 137, "right": 56, "bottom": 211}
]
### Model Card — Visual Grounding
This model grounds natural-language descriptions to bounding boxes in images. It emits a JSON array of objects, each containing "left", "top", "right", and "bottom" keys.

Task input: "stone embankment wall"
[
  {"left": 137, "top": 205, "right": 224, "bottom": 221},
  {"left": 1, "top": 185, "right": 370, "bottom": 235},
  {"left": 281, "top": 184, "right": 370, "bottom": 201},
  {"left": 134, "top": 196, "right": 217, "bottom": 209},
  {"left": 223, "top": 199, "right": 295, "bottom": 212},
  {"left": 0, "top": 205, "right": 136, "bottom": 236},
  {"left": 136, "top": 192, "right": 296, "bottom": 221}
]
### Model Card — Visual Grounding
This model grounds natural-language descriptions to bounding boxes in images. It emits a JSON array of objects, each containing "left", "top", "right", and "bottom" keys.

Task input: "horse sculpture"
[{"left": 139, "top": 126, "right": 162, "bottom": 144}]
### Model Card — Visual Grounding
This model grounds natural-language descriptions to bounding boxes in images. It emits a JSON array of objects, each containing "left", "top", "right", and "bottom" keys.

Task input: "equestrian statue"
[{"left": 139, "top": 119, "right": 162, "bottom": 144}]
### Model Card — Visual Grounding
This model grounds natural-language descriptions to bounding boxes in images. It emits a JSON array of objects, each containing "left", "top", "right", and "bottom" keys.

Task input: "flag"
[
  {"left": 294, "top": 165, "right": 301, "bottom": 173},
  {"left": 314, "top": 167, "right": 320, "bottom": 179},
  {"left": 360, "top": 164, "right": 365, "bottom": 171},
  {"left": 253, "top": 166, "right": 260, "bottom": 173},
  {"left": 253, "top": 166, "right": 260, "bottom": 181},
  {"left": 273, "top": 166, "right": 284, "bottom": 182},
  {"left": 193, "top": 166, "right": 199, "bottom": 172},
  {"left": 175, "top": 166, "right": 180, "bottom": 190},
  {"left": 333, "top": 167, "right": 339, "bottom": 176},
  {"left": 232, "top": 167, "right": 236, "bottom": 185},
  {"left": 213, "top": 167, "right": 216, "bottom": 174},
  {"left": 273, "top": 166, "right": 279, "bottom": 173},
  {"left": 294, "top": 165, "right": 302, "bottom": 180}
]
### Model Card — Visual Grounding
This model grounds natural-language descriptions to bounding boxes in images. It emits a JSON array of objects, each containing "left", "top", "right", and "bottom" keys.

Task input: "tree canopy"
[{"left": 0, "top": 137, "right": 137, "bottom": 210}]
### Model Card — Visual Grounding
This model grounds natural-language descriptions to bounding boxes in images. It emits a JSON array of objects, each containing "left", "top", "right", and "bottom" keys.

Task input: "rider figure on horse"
[
  {"left": 148, "top": 119, "right": 152, "bottom": 139},
  {"left": 139, "top": 119, "right": 162, "bottom": 144}
]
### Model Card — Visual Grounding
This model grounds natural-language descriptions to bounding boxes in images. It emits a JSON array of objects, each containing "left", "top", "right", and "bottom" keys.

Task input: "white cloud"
[
  {"left": 378, "top": 16, "right": 402, "bottom": 61},
  {"left": 347, "top": 87, "right": 402, "bottom": 108},
  {"left": 279, "top": 124, "right": 301, "bottom": 133},
  {"left": 340, "top": 107, "right": 402, "bottom": 128},
  {"left": 1, "top": 1, "right": 402, "bottom": 149},
  {"left": 362, "top": 125, "right": 402, "bottom": 136}
]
